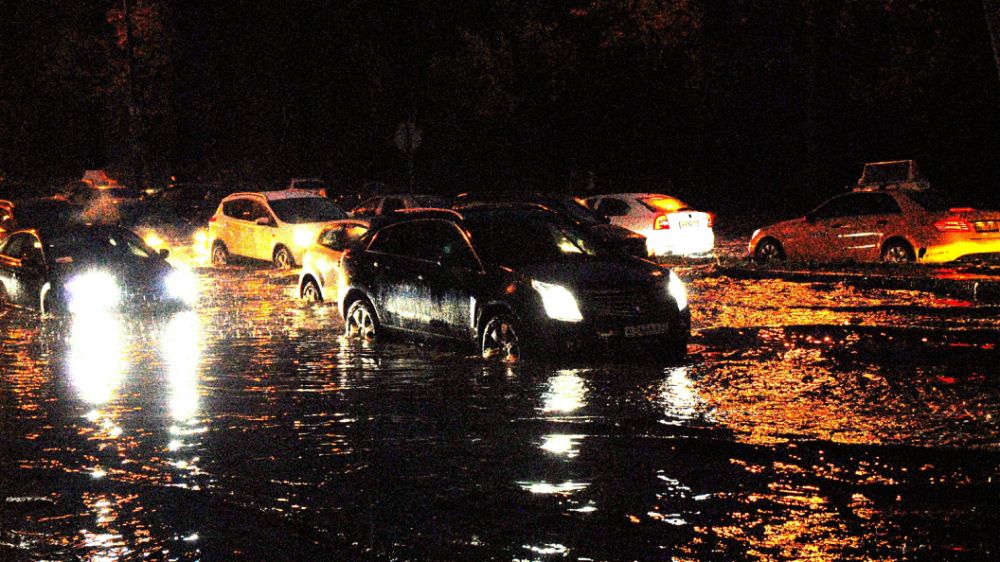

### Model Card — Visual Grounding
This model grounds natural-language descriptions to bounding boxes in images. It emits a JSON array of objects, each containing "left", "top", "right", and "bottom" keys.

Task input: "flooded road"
[{"left": 2, "top": 258, "right": 1000, "bottom": 560}]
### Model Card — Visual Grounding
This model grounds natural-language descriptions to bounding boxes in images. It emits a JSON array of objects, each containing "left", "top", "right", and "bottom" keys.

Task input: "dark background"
[{"left": 1, "top": 0, "right": 998, "bottom": 217}]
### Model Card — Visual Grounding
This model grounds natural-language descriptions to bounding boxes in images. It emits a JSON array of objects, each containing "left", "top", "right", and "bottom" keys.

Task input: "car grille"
[
  {"left": 973, "top": 220, "right": 1000, "bottom": 233},
  {"left": 583, "top": 287, "right": 667, "bottom": 319}
]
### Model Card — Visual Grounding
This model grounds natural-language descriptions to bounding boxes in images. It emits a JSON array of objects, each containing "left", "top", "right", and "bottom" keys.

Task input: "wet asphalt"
[{"left": 2, "top": 240, "right": 1000, "bottom": 561}]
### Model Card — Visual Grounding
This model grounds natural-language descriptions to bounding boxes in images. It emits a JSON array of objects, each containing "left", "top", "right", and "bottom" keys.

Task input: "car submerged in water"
[
  {"left": 337, "top": 207, "right": 690, "bottom": 363},
  {"left": 0, "top": 224, "right": 197, "bottom": 314}
]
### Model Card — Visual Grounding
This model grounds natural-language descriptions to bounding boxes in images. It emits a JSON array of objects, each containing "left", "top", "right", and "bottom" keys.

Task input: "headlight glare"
[
  {"left": 165, "top": 269, "right": 198, "bottom": 306},
  {"left": 667, "top": 270, "right": 688, "bottom": 311},
  {"left": 293, "top": 227, "right": 316, "bottom": 248},
  {"left": 532, "top": 280, "right": 583, "bottom": 322},
  {"left": 66, "top": 270, "right": 121, "bottom": 313}
]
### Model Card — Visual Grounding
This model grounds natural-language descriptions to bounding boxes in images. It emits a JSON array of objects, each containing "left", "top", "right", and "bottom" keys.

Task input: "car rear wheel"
[
  {"left": 881, "top": 240, "right": 915, "bottom": 263},
  {"left": 754, "top": 238, "right": 785, "bottom": 262},
  {"left": 482, "top": 313, "right": 522, "bottom": 363},
  {"left": 273, "top": 246, "right": 293, "bottom": 269},
  {"left": 301, "top": 278, "right": 322, "bottom": 302},
  {"left": 211, "top": 242, "right": 229, "bottom": 266},
  {"left": 345, "top": 299, "right": 378, "bottom": 341}
]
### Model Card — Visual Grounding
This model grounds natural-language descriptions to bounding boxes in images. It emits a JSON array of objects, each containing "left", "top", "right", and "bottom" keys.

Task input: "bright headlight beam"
[
  {"left": 165, "top": 269, "right": 199, "bottom": 306},
  {"left": 667, "top": 270, "right": 688, "bottom": 311},
  {"left": 293, "top": 227, "right": 315, "bottom": 248},
  {"left": 65, "top": 270, "right": 121, "bottom": 313},
  {"left": 532, "top": 280, "right": 583, "bottom": 322}
]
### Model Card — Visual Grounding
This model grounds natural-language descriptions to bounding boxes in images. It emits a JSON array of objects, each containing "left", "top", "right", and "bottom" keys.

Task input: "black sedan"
[
  {"left": 338, "top": 207, "right": 689, "bottom": 362},
  {"left": 454, "top": 191, "right": 649, "bottom": 258},
  {"left": 0, "top": 224, "right": 198, "bottom": 314}
]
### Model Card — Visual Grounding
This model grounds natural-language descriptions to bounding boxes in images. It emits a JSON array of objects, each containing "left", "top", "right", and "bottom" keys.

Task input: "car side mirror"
[
  {"left": 158, "top": 248, "right": 170, "bottom": 259},
  {"left": 255, "top": 216, "right": 274, "bottom": 227}
]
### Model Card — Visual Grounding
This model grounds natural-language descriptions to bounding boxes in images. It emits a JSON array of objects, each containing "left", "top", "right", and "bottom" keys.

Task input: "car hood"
[
  {"left": 54, "top": 256, "right": 174, "bottom": 289},
  {"left": 515, "top": 256, "right": 666, "bottom": 292}
]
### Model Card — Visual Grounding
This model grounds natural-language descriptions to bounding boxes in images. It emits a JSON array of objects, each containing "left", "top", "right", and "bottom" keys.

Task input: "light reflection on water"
[{"left": 1, "top": 266, "right": 999, "bottom": 560}]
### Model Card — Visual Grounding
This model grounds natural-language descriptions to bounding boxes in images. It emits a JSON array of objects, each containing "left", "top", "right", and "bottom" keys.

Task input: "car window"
[
  {"left": 465, "top": 215, "right": 602, "bottom": 266},
  {"left": 246, "top": 200, "right": 272, "bottom": 222},
  {"left": 1, "top": 233, "right": 30, "bottom": 259},
  {"left": 351, "top": 197, "right": 381, "bottom": 216},
  {"left": 319, "top": 223, "right": 368, "bottom": 251},
  {"left": 595, "top": 197, "right": 630, "bottom": 217},
  {"left": 269, "top": 197, "right": 345, "bottom": 223},
  {"left": 810, "top": 195, "right": 858, "bottom": 220},
  {"left": 368, "top": 222, "right": 413, "bottom": 256},
  {"left": 421, "top": 222, "right": 478, "bottom": 268},
  {"left": 905, "top": 191, "right": 972, "bottom": 212},
  {"left": 856, "top": 193, "right": 902, "bottom": 215},
  {"left": 222, "top": 199, "right": 248, "bottom": 219}
]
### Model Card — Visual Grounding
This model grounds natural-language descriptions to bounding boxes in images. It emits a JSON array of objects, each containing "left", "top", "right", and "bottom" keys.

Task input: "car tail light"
[
  {"left": 208, "top": 216, "right": 217, "bottom": 223},
  {"left": 948, "top": 207, "right": 975, "bottom": 213},
  {"left": 934, "top": 219, "right": 973, "bottom": 232},
  {"left": 653, "top": 214, "right": 670, "bottom": 230},
  {"left": 706, "top": 212, "right": 715, "bottom": 228}
]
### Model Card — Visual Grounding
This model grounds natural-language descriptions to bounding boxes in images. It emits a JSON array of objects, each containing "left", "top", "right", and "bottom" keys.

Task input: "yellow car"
[
  {"left": 749, "top": 187, "right": 1000, "bottom": 264},
  {"left": 298, "top": 220, "right": 370, "bottom": 302}
]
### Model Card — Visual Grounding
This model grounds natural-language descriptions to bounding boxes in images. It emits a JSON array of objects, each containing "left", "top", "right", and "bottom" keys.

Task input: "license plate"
[
  {"left": 974, "top": 221, "right": 999, "bottom": 233},
  {"left": 678, "top": 220, "right": 699, "bottom": 228},
  {"left": 624, "top": 322, "right": 671, "bottom": 337}
]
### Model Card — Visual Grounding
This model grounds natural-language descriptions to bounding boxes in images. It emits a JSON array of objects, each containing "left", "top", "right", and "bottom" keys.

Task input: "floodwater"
[{"left": 2, "top": 256, "right": 1000, "bottom": 560}]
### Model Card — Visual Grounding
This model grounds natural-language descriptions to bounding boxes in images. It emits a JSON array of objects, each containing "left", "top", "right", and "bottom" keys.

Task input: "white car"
[
  {"left": 208, "top": 190, "right": 348, "bottom": 268},
  {"left": 585, "top": 193, "right": 714, "bottom": 257}
]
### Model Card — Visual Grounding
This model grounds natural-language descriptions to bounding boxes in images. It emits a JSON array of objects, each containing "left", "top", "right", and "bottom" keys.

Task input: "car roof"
[{"left": 224, "top": 189, "right": 327, "bottom": 202}]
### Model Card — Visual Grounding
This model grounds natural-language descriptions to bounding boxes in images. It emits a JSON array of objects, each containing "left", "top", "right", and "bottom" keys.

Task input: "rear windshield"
[
  {"left": 905, "top": 191, "right": 974, "bottom": 212},
  {"left": 464, "top": 216, "right": 603, "bottom": 266},
  {"left": 639, "top": 196, "right": 689, "bottom": 213},
  {"left": 269, "top": 197, "right": 346, "bottom": 223}
]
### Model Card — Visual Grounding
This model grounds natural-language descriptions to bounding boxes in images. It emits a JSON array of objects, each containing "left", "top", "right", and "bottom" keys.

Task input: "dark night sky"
[{"left": 1, "top": 0, "right": 999, "bottom": 216}]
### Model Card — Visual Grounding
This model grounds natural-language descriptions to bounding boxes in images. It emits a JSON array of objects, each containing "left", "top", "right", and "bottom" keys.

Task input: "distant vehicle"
[
  {"left": 584, "top": 193, "right": 715, "bottom": 258},
  {"left": 208, "top": 190, "right": 349, "bottom": 268},
  {"left": 338, "top": 207, "right": 690, "bottom": 362},
  {"left": 350, "top": 194, "right": 450, "bottom": 219},
  {"left": 855, "top": 159, "right": 930, "bottom": 191},
  {"left": 64, "top": 170, "right": 142, "bottom": 205},
  {"left": 0, "top": 198, "right": 81, "bottom": 242},
  {"left": 454, "top": 192, "right": 649, "bottom": 258},
  {"left": 298, "top": 219, "right": 371, "bottom": 303},
  {"left": 285, "top": 178, "right": 330, "bottom": 197},
  {"left": 749, "top": 184, "right": 1000, "bottom": 264},
  {"left": 150, "top": 183, "right": 231, "bottom": 225},
  {"left": 0, "top": 224, "right": 197, "bottom": 314}
]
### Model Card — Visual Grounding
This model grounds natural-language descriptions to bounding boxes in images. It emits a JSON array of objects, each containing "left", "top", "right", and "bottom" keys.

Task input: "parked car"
[
  {"left": 338, "top": 207, "right": 690, "bottom": 362},
  {"left": 298, "top": 219, "right": 371, "bottom": 303},
  {"left": 208, "top": 190, "right": 349, "bottom": 268},
  {"left": 0, "top": 198, "right": 81, "bottom": 242},
  {"left": 0, "top": 224, "right": 197, "bottom": 314},
  {"left": 149, "top": 182, "right": 231, "bottom": 225},
  {"left": 749, "top": 185, "right": 1000, "bottom": 264},
  {"left": 585, "top": 193, "right": 715, "bottom": 258},
  {"left": 64, "top": 170, "right": 142, "bottom": 206},
  {"left": 454, "top": 191, "right": 649, "bottom": 258},
  {"left": 350, "top": 194, "right": 450, "bottom": 219}
]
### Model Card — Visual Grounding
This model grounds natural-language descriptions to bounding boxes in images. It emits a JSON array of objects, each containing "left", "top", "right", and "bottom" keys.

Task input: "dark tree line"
[{"left": 1, "top": 0, "right": 998, "bottom": 214}]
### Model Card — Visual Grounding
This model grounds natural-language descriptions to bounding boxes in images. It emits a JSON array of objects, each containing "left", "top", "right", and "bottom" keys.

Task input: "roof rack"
[{"left": 853, "top": 159, "right": 930, "bottom": 192}]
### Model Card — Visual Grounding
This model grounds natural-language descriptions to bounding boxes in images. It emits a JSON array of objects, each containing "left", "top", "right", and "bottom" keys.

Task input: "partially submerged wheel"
[
  {"left": 301, "top": 278, "right": 322, "bottom": 302},
  {"left": 881, "top": 240, "right": 915, "bottom": 263},
  {"left": 211, "top": 242, "right": 229, "bottom": 266},
  {"left": 345, "top": 299, "right": 378, "bottom": 341},
  {"left": 273, "top": 246, "right": 294, "bottom": 269},
  {"left": 481, "top": 313, "right": 522, "bottom": 363},
  {"left": 754, "top": 238, "right": 785, "bottom": 262}
]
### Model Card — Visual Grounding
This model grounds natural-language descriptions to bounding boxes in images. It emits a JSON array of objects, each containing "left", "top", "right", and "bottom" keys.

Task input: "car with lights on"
[
  {"left": 453, "top": 192, "right": 649, "bottom": 258},
  {"left": 585, "top": 193, "right": 715, "bottom": 258},
  {"left": 748, "top": 185, "right": 1000, "bottom": 264},
  {"left": 208, "top": 190, "right": 349, "bottom": 268},
  {"left": 0, "top": 224, "right": 198, "bottom": 314},
  {"left": 338, "top": 207, "right": 690, "bottom": 363}
]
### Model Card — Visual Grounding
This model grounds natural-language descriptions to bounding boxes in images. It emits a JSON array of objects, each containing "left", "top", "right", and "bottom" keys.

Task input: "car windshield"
[
  {"left": 465, "top": 215, "right": 603, "bottom": 266},
  {"left": 905, "top": 190, "right": 977, "bottom": 212},
  {"left": 269, "top": 197, "right": 346, "bottom": 223},
  {"left": 48, "top": 228, "right": 157, "bottom": 261}
]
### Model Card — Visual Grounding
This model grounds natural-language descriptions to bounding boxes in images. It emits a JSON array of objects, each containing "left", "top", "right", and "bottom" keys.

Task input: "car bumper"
[
  {"left": 521, "top": 308, "right": 691, "bottom": 358},
  {"left": 641, "top": 229, "right": 715, "bottom": 258},
  {"left": 918, "top": 235, "right": 1000, "bottom": 263}
]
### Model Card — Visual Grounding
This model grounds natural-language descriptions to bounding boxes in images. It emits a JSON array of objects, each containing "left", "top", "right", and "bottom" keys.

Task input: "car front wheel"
[
  {"left": 345, "top": 299, "right": 378, "bottom": 341},
  {"left": 273, "top": 246, "right": 294, "bottom": 269},
  {"left": 301, "top": 278, "right": 322, "bottom": 302},
  {"left": 754, "top": 238, "right": 785, "bottom": 262},
  {"left": 482, "top": 313, "right": 522, "bottom": 363},
  {"left": 211, "top": 242, "right": 229, "bottom": 266}
]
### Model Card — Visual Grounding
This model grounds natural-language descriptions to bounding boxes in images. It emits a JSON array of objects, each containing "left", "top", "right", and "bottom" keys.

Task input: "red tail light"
[
  {"left": 934, "top": 219, "right": 972, "bottom": 232},
  {"left": 208, "top": 216, "right": 217, "bottom": 223},
  {"left": 653, "top": 214, "right": 670, "bottom": 230},
  {"left": 707, "top": 212, "right": 715, "bottom": 228},
  {"left": 948, "top": 207, "right": 974, "bottom": 213}
]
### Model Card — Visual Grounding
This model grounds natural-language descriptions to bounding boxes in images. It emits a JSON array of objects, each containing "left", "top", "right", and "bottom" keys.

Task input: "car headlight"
[
  {"left": 66, "top": 270, "right": 121, "bottom": 313},
  {"left": 667, "top": 270, "right": 687, "bottom": 311},
  {"left": 165, "top": 269, "right": 198, "bottom": 306},
  {"left": 532, "top": 280, "right": 583, "bottom": 322},
  {"left": 293, "top": 227, "right": 316, "bottom": 248}
]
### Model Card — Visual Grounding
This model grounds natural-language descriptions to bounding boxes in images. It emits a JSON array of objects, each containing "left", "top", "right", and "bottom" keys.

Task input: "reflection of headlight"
[
  {"left": 667, "top": 270, "right": 687, "bottom": 311},
  {"left": 532, "top": 280, "right": 583, "bottom": 322},
  {"left": 165, "top": 269, "right": 198, "bottom": 306},
  {"left": 293, "top": 227, "right": 316, "bottom": 248},
  {"left": 66, "top": 270, "right": 121, "bottom": 313}
]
